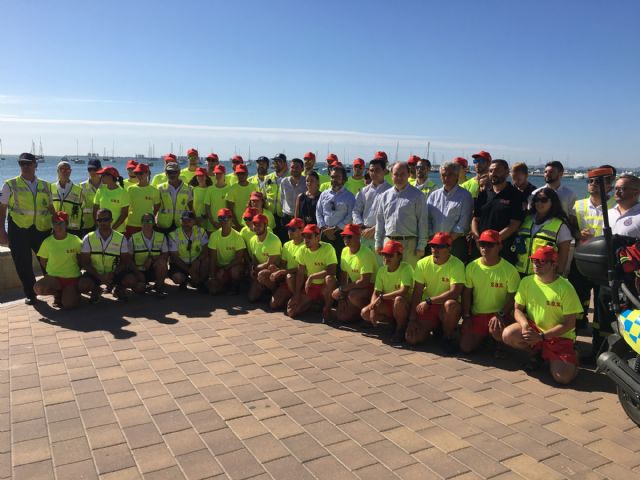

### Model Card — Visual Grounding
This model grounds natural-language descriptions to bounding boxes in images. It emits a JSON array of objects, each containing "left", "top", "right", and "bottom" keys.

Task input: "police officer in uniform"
[{"left": 0, "top": 153, "right": 55, "bottom": 304}]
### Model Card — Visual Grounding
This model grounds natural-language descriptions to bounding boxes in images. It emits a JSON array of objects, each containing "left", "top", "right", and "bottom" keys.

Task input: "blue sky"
[{"left": 1, "top": 0, "right": 639, "bottom": 166}]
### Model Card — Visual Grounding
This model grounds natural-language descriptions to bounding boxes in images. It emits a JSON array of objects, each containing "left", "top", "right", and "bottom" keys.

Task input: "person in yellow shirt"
[
  {"left": 460, "top": 151, "right": 492, "bottom": 199},
  {"left": 406, "top": 232, "right": 465, "bottom": 352},
  {"left": 205, "top": 153, "right": 220, "bottom": 176},
  {"left": 248, "top": 191, "right": 276, "bottom": 230},
  {"left": 189, "top": 167, "right": 214, "bottom": 232},
  {"left": 168, "top": 211, "right": 209, "bottom": 291},
  {"left": 407, "top": 154, "right": 418, "bottom": 183},
  {"left": 503, "top": 246, "right": 582, "bottom": 384},
  {"left": 226, "top": 164, "right": 258, "bottom": 229},
  {"left": 410, "top": 157, "right": 436, "bottom": 197},
  {"left": 302, "top": 152, "right": 330, "bottom": 185},
  {"left": 249, "top": 155, "right": 271, "bottom": 198},
  {"left": 126, "top": 163, "right": 160, "bottom": 237},
  {"left": 93, "top": 166, "right": 129, "bottom": 233},
  {"left": 361, "top": 240, "right": 413, "bottom": 341},
  {"left": 460, "top": 229, "right": 520, "bottom": 354},
  {"left": 180, "top": 148, "right": 200, "bottom": 184},
  {"left": 34, "top": 211, "right": 82, "bottom": 309},
  {"left": 80, "top": 158, "right": 104, "bottom": 236},
  {"left": 266, "top": 217, "right": 305, "bottom": 310},
  {"left": 206, "top": 164, "right": 230, "bottom": 230},
  {"left": 123, "top": 159, "right": 139, "bottom": 190},
  {"left": 129, "top": 213, "right": 169, "bottom": 297},
  {"left": 344, "top": 158, "right": 366, "bottom": 196},
  {"left": 226, "top": 155, "right": 244, "bottom": 186},
  {"left": 239, "top": 207, "right": 260, "bottom": 249},
  {"left": 151, "top": 153, "right": 177, "bottom": 187},
  {"left": 207, "top": 208, "right": 246, "bottom": 294},
  {"left": 329, "top": 224, "right": 377, "bottom": 323},
  {"left": 249, "top": 214, "right": 282, "bottom": 302},
  {"left": 286, "top": 224, "right": 337, "bottom": 319}
]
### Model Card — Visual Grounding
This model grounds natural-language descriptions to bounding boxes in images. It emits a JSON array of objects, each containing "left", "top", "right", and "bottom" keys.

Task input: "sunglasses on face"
[
  {"left": 167, "top": 171, "right": 180, "bottom": 175},
  {"left": 87, "top": 167, "right": 98, "bottom": 172},
  {"left": 243, "top": 216, "right": 253, "bottom": 222},
  {"left": 533, "top": 197, "right": 550, "bottom": 203},
  {"left": 19, "top": 161, "right": 34, "bottom": 167},
  {"left": 217, "top": 216, "right": 229, "bottom": 222},
  {"left": 478, "top": 241, "right": 496, "bottom": 248}
]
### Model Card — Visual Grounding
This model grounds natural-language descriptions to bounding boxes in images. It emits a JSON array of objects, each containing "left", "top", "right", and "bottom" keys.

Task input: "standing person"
[
  {"left": 531, "top": 161, "right": 576, "bottom": 217},
  {"left": 460, "top": 151, "right": 491, "bottom": 199},
  {"left": 375, "top": 162, "right": 429, "bottom": 267},
  {"left": 123, "top": 159, "right": 139, "bottom": 190},
  {"left": 51, "top": 160, "right": 85, "bottom": 237},
  {"left": 248, "top": 214, "right": 282, "bottom": 302},
  {"left": 510, "top": 162, "right": 537, "bottom": 202},
  {"left": 205, "top": 164, "right": 229, "bottom": 230},
  {"left": 405, "top": 232, "right": 464, "bottom": 351},
  {"left": 180, "top": 148, "right": 200, "bottom": 184},
  {"left": 190, "top": 167, "right": 214, "bottom": 232},
  {"left": 156, "top": 162, "right": 193, "bottom": 234},
  {"left": 207, "top": 208, "right": 246, "bottom": 294},
  {"left": 345, "top": 158, "right": 366, "bottom": 195},
  {"left": 353, "top": 158, "right": 391, "bottom": 254},
  {"left": 514, "top": 188, "right": 573, "bottom": 276},
  {"left": 129, "top": 213, "right": 169, "bottom": 297},
  {"left": 168, "top": 211, "right": 209, "bottom": 290},
  {"left": 226, "top": 155, "right": 245, "bottom": 186},
  {"left": 93, "top": 166, "right": 129, "bottom": 234},
  {"left": 407, "top": 155, "right": 419, "bottom": 183},
  {"left": 78, "top": 208, "right": 136, "bottom": 302},
  {"left": 226, "top": 163, "right": 258, "bottom": 229},
  {"left": 411, "top": 158, "right": 436, "bottom": 197},
  {"left": 329, "top": 224, "right": 377, "bottom": 323},
  {"left": 361, "top": 240, "right": 413, "bottom": 340},
  {"left": 126, "top": 163, "right": 160, "bottom": 238},
  {"left": 34, "top": 211, "right": 82, "bottom": 309},
  {"left": 249, "top": 155, "right": 271, "bottom": 198},
  {"left": 454, "top": 157, "right": 469, "bottom": 184},
  {"left": 316, "top": 165, "right": 356, "bottom": 254},
  {"left": 426, "top": 161, "right": 473, "bottom": 262},
  {"left": 266, "top": 153, "right": 290, "bottom": 237},
  {"left": 471, "top": 159, "right": 525, "bottom": 264},
  {"left": 503, "top": 246, "right": 582, "bottom": 384},
  {"left": 295, "top": 171, "right": 321, "bottom": 226},
  {"left": 609, "top": 174, "right": 640, "bottom": 238},
  {"left": 205, "top": 153, "right": 220, "bottom": 176},
  {"left": 302, "top": 152, "right": 330, "bottom": 185},
  {"left": 151, "top": 153, "right": 178, "bottom": 187},
  {"left": 267, "top": 217, "right": 305, "bottom": 310},
  {"left": 459, "top": 230, "right": 520, "bottom": 354},
  {"left": 80, "top": 158, "right": 103, "bottom": 236},
  {"left": 278, "top": 158, "right": 307, "bottom": 238},
  {"left": 286, "top": 224, "right": 337, "bottom": 319}
]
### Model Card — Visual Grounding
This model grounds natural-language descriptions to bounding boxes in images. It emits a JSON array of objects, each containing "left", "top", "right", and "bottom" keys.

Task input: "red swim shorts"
[
  {"left": 56, "top": 277, "right": 80, "bottom": 288},
  {"left": 417, "top": 304, "right": 443, "bottom": 330},
  {"left": 528, "top": 320, "right": 577, "bottom": 364},
  {"left": 306, "top": 283, "right": 324, "bottom": 302}
]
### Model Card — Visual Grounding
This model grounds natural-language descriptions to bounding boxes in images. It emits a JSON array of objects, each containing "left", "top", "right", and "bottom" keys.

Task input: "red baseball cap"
[
  {"left": 428, "top": 232, "right": 453, "bottom": 247},
  {"left": 304, "top": 152, "right": 316, "bottom": 160},
  {"left": 249, "top": 191, "right": 264, "bottom": 201},
  {"left": 163, "top": 153, "right": 177, "bottom": 162},
  {"left": 374, "top": 151, "right": 388, "bottom": 161},
  {"left": 52, "top": 211, "right": 69, "bottom": 223},
  {"left": 286, "top": 217, "right": 305, "bottom": 229},
  {"left": 380, "top": 240, "right": 404, "bottom": 255},
  {"left": 530, "top": 245, "right": 558, "bottom": 262},
  {"left": 472, "top": 151, "right": 492, "bottom": 162},
  {"left": 353, "top": 158, "right": 365, "bottom": 167},
  {"left": 340, "top": 224, "right": 361, "bottom": 236},
  {"left": 232, "top": 155, "right": 244, "bottom": 163},
  {"left": 206, "top": 153, "right": 219, "bottom": 161},
  {"left": 133, "top": 163, "right": 149, "bottom": 174},
  {"left": 126, "top": 159, "right": 139, "bottom": 169},
  {"left": 213, "top": 165, "right": 226, "bottom": 174},
  {"left": 453, "top": 157, "right": 468, "bottom": 169},
  {"left": 243, "top": 207, "right": 259, "bottom": 219},
  {"left": 234, "top": 164, "right": 248, "bottom": 173},
  {"left": 252, "top": 214, "right": 269, "bottom": 225},
  {"left": 408, "top": 155, "right": 420, "bottom": 165},
  {"left": 195, "top": 167, "right": 208, "bottom": 177},
  {"left": 187, "top": 148, "right": 199, "bottom": 157},
  {"left": 302, "top": 224, "right": 321, "bottom": 235},
  {"left": 217, "top": 208, "right": 233, "bottom": 218},
  {"left": 478, "top": 229, "right": 501, "bottom": 244},
  {"left": 326, "top": 153, "right": 339, "bottom": 163},
  {"left": 96, "top": 166, "right": 120, "bottom": 178}
]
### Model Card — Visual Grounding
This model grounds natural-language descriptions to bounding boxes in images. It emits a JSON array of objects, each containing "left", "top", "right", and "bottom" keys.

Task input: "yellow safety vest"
[
  {"left": 51, "top": 182, "right": 84, "bottom": 230},
  {"left": 131, "top": 231, "right": 165, "bottom": 269},
  {"left": 157, "top": 182, "right": 191, "bottom": 229},
  {"left": 80, "top": 180, "right": 101, "bottom": 230},
  {"left": 87, "top": 231, "right": 124, "bottom": 274},
  {"left": 6, "top": 177, "right": 52, "bottom": 231},
  {"left": 515, "top": 216, "right": 564, "bottom": 275},
  {"left": 170, "top": 226, "right": 205, "bottom": 264},
  {"left": 574, "top": 196, "right": 616, "bottom": 237},
  {"left": 265, "top": 172, "right": 288, "bottom": 216}
]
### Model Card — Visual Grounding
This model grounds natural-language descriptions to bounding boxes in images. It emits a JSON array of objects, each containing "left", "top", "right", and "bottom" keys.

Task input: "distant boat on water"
[{"left": 573, "top": 172, "right": 586, "bottom": 179}]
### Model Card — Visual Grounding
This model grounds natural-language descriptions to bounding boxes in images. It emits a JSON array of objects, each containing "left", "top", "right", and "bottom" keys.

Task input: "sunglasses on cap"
[
  {"left": 96, "top": 217, "right": 112, "bottom": 223},
  {"left": 217, "top": 215, "right": 230, "bottom": 222},
  {"left": 243, "top": 216, "right": 253, "bottom": 222},
  {"left": 478, "top": 241, "right": 497, "bottom": 248},
  {"left": 472, "top": 158, "right": 486, "bottom": 164}
]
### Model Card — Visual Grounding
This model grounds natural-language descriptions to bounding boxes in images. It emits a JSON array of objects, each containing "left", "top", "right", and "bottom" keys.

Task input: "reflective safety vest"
[
  {"left": 157, "top": 182, "right": 191, "bottom": 229},
  {"left": 87, "top": 230, "right": 125, "bottom": 274},
  {"left": 169, "top": 226, "right": 205, "bottom": 264},
  {"left": 413, "top": 179, "right": 436, "bottom": 197},
  {"left": 51, "top": 182, "right": 84, "bottom": 230},
  {"left": 6, "top": 177, "right": 52, "bottom": 231},
  {"left": 80, "top": 180, "right": 101, "bottom": 230},
  {"left": 573, "top": 196, "right": 616, "bottom": 238},
  {"left": 131, "top": 231, "right": 165, "bottom": 269},
  {"left": 514, "top": 216, "right": 564, "bottom": 275}
]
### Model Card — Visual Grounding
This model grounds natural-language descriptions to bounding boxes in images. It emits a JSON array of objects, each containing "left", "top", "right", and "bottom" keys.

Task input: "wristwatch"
[
  {"left": 426, "top": 297, "right": 432, "bottom": 305},
  {"left": 540, "top": 331, "right": 546, "bottom": 341}
]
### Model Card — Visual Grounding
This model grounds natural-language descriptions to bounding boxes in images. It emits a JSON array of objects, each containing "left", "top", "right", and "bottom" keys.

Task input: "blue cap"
[{"left": 88, "top": 158, "right": 102, "bottom": 169}]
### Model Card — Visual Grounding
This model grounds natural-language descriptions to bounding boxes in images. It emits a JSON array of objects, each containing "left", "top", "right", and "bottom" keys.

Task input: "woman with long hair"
[
  {"left": 190, "top": 168, "right": 214, "bottom": 232},
  {"left": 295, "top": 171, "right": 320, "bottom": 225},
  {"left": 93, "top": 166, "right": 129, "bottom": 233}
]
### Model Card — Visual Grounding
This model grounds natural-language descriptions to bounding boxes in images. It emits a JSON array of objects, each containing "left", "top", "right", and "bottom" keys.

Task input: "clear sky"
[{"left": 1, "top": 0, "right": 639, "bottom": 167}]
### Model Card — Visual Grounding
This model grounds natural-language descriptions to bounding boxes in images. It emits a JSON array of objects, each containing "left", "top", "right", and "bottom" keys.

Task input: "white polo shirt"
[{"left": 609, "top": 202, "right": 640, "bottom": 238}]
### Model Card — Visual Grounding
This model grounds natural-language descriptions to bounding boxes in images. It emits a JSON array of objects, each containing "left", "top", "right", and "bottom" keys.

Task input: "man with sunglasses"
[
  {"left": 328, "top": 224, "right": 377, "bottom": 323},
  {"left": 226, "top": 155, "right": 245, "bottom": 186},
  {"left": 249, "top": 156, "right": 271, "bottom": 197},
  {"left": 51, "top": 160, "right": 85, "bottom": 237},
  {"left": 168, "top": 211, "right": 209, "bottom": 291},
  {"left": 317, "top": 165, "right": 356, "bottom": 256},
  {"left": 407, "top": 154, "right": 419, "bottom": 183},
  {"left": 79, "top": 208, "right": 136, "bottom": 302},
  {"left": 180, "top": 148, "right": 200, "bottom": 184},
  {"left": 126, "top": 163, "right": 160, "bottom": 238},
  {"left": 123, "top": 159, "right": 140, "bottom": 190},
  {"left": 609, "top": 174, "right": 640, "bottom": 238},
  {"left": 410, "top": 157, "right": 436, "bottom": 197},
  {"left": 34, "top": 211, "right": 83, "bottom": 309},
  {"left": 248, "top": 214, "right": 282, "bottom": 302},
  {"left": 207, "top": 208, "right": 246, "bottom": 294},
  {"left": 503, "top": 246, "right": 582, "bottom": 384},
  {"left": 129, "top": 213, "right": 168, "bottom": 297},
  {"left": 406, "top": 232, "right": 464, "bottom": 352},
  {"left": 80, "top": 158, "right": 104, "bottom": 236},
  {"left": 156, "top": 162, "right": 193, "bottom": 234},
  {"left": 460, "top": 229, "right": 520, "bottom": 354},
  {"left": 205, "top": 153, "right": 220, "bottom": 176},
  {"left": 267, "top": 217, "right": 306, "bottom": 310},
  {"left": 151, "top": 153, "right": 178, "bottom": 187},
  {"left": 0, "top": 152, "right": 55, "bottom": 304},
  {"left": 345, "top": 158, "right": 367, "bottom": 196},
  {"left": 461, "top": 151, "right": 492, "bottom": 199},
  {"left": 286, "top": 224, "right": 337, "bottom": 319}
]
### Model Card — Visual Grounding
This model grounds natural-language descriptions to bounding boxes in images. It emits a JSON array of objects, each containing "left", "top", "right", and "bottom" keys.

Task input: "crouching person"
[
  {"left": 286, "top": 224, "right": 337, "bottom": 319},
  {"left": 168, "top": 211, "right": 209, "bottom": 290},
  {"left": 267, "top": 217, "right": 305, "bottom": 309},
  {"left": 208, "top": 208, "right": 246, "bottom": 294},
  {"left": 34, "top": 211, "right": 82, "bottom": 309},
  {"left": 249, "top": 214, "right": 282, "bottom": 302},
  {"left": 460, "top": 230, "right": 520, "bottom": 354},
  {"left": 361, "top": 240, "right": 413, "bottom": 341},
  {"left": 331, "top": 224, "right": 377, "bottom": 322},
  {"left": 503, "top": 246, "right": 582, "bottom": 384},
  {"left": 78, "top": 208, "right": 137, "bottom": 302},
  {"left": 406, "top": 232, "right": 464, "bottom": 353},
  {"left": 129, "top": 213, "right": 169, "bottom": 297}
]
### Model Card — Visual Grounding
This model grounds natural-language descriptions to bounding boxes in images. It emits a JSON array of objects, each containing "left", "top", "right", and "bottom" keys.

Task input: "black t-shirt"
[{"left": 474, "top": 182, "right": 526, "bottom": 233}]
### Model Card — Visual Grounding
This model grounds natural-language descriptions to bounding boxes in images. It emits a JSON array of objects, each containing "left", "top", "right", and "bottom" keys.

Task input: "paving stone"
[
  {"left": 176, "top": 449, "right": 223, "bottom": 479},
  {"left": 12, "top": 459, "right": 55, "bottom": 480},
  {"left": 282, "top": 432, "right": 330, "bottom": 462},
  {"left": 54, "top": 459, "right": 99, "bottom": 480},
  {"left": 262, "top": 456, "right": 314, "bottom": 480},
  {"left": 306, "top": 455, "right": 359, "bottom": 479},
  {"left": 93, "top": 443, "right": 137, "bottom": 475},
  {"left": 244, "top": 433, "right": 291, "bottom": 463},
  {"left": 216, "top": 448, "right": 265, "bottom": 480},
  {"left": 51, "top": 436, "right": 92, "bottom": 466},
  {"left": 86, "top": 423, "right": 127, "bottom": 449},
  {"left": 132, "top": 443, "right": 177, "bottom": 474}
]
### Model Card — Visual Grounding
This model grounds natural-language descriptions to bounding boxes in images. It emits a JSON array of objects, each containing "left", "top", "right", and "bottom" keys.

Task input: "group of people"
[{"left": 2, "top": 148, "right": 640, "bottom": 385}]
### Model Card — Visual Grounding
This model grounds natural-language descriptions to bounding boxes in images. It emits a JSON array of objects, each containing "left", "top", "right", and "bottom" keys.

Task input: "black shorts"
[{"left": 141, "top": 268, "right": 157, "bottom": 284}]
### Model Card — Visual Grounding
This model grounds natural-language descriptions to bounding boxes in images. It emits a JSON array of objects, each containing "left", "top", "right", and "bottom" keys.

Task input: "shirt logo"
[
  {"left": 490, "top": 282, "right": 504, "bottom": 288},
  {"left": 624, "top": 218, "right": 633, "bottom": 226},
  {"left": 499, "top": 199, "right": 510, "bottom": 205},
  {"left": 546, "top": 300, "right": 561, "bottom": 307},
  {"left": 441, "top": 277, "right": 450, "bottom": 283}
]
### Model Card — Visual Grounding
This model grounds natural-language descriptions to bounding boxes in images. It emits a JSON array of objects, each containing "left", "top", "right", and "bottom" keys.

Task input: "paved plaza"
[{"left": 1, "top": 289, "right": 639, "bottom": 479}]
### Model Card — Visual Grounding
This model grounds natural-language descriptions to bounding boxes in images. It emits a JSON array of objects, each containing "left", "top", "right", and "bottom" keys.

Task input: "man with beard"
[
  {"left": 461, "top": 151, "right": 492, "bottom": 199},
  {"left": 531, "top": 161, "right": 576, "bottom": 218},
  {"left": 316, "top": 165, "right": 356, "bottom": 254},
  {"left": 278, "top": 158, "right": 307, "bottom": 239},
  {"left": 353, "top": 158, "right": 391, "bottom": 257},
  {"left": 302, "top": 152, "right": 329, "bottom": 185},
  {"left": 410, "top": 157, "right": 436, "bottom": 197}
]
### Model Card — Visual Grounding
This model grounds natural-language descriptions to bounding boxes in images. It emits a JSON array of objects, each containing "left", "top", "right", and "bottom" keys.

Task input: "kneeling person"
[
  {"left": 168, "top": 211, "right": 209, "bottom": 290},
  {"left": 34, "top": 211, "right": 82, "bottom": 309},
  {"left": 208, "top": 208, "right": 246, "bottom": 294},
  {"left": 502, "top": 246, "right": 582, "bottom": 384},
  {"left": 129, "top": 213, "right": 169, "bottom": 296},
  {"left": 268, "top": 217, "right": 305, "bottom": 309},
  {"left": 249, "top": 214, "right": 282, "bottom": 301}
]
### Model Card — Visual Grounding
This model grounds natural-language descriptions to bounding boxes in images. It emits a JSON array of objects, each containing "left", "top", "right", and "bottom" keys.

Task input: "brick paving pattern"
[{"left": 1, "top": 291, "right": 639, "bottom": 479}]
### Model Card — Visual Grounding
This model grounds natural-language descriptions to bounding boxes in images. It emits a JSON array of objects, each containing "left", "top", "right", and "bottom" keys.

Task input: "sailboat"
[
  {"left": 36, "top": 137, "right": 45, "bottom": 163},
  {"left": 0, "top": 138, "right": 5, "bottom": 161}
]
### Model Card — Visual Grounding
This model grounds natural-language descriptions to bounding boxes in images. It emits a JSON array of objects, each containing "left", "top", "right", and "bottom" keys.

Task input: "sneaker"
[
  {"left": 24, "top": 296, "right": 36, "bottom": 305},
  {"left": 89, "top": 289, "right": 101, "bottom": 304},
  {"left": 179, "top": 282, "right": 188, "bottom": 291}
]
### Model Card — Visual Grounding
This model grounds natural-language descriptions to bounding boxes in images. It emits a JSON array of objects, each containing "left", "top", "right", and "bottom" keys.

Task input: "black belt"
[{"left": 388, "top": 235, "right": 416, "bottom": 240}]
